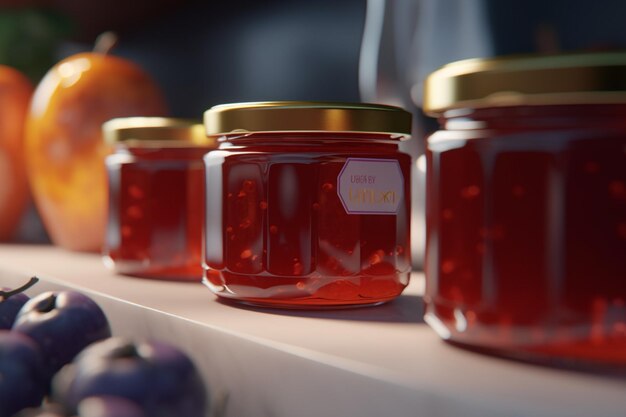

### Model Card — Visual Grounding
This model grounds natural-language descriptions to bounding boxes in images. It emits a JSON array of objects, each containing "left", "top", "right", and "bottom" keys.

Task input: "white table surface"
[{"left": 1, "top": 244, "right": 624, "bottom": 417}]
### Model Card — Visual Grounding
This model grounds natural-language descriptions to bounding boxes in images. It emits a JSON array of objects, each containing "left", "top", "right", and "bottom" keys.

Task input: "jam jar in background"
[
  {"left": 103, "top": 117, "right": 217, "bottom": 281},
  {"left": 203, "top": 101, "right": 412, "bottom": 308},
  {"left": 360, "top": 0, "right": 626, "bottom": 270},
  {"left": 423, "top": 52, "right": 626, "bottom": 366}
]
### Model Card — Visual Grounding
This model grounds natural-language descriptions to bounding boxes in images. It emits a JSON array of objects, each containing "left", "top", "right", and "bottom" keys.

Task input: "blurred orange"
[
  {"left": 0, "top": 66, "right": 33, "bottom": 241},
  {"left": 26, "top": 52, "right": 167, "bottom": 252}
]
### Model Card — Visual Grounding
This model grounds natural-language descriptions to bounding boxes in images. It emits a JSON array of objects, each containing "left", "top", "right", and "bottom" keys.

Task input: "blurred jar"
[
  {"left": 203, "top": 101, "right": 412, "bottom": 308},
  {"left": 360, "top": 0, "right": 626, "bottom": 269},
  {"left": 103, "top": 118, "right": 217, "bottom": 281},
  {"left": 423, "top": 52, "right": 626, "bottom": 367}
]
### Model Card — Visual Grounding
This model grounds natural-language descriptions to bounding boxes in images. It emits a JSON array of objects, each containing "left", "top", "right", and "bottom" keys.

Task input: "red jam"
[
  {"left": 103, "top": 119, "right": 215, "bottom": 281},
  {"left": 425, "top": 104, "right": 626, "bottom": 365},
  {"left": 203, "top": 130, "right": 412, "bottom": 308}
]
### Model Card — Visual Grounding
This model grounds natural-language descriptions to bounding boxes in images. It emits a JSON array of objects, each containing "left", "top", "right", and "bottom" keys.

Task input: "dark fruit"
[
  {"left": 0, "top": 277, "right": 38, "bottom": 329},
  {"left": 0, "top": 330, "right": 46, "bottom": 417},
  {"left": 53, "top": 337, "right": 207, "bottom": 417},
  {"left": 13, "top": 290, "right": 111, "bottom": 383}
]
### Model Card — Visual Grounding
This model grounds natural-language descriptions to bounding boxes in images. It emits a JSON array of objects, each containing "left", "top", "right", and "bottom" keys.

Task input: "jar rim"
[
  {"left": 203, "top": 101, "right": 412, "bottom": 137},
  {"left": 102, "top": 117, "right": 215, "bottom": 147},
  {"left": 423, "top": 51, "right": 626, "bottom": 115}
]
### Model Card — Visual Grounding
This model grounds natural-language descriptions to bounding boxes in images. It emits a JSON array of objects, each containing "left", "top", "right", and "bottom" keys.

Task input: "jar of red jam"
[
  {"left": 202, "top": 101, "right": 412, "bottom": 308},
  {"left": 103, "top": 117, "right": 217, "bottom": 281},
  {"left": 423, "top": 52, "right": 626, "bottom": 367}
]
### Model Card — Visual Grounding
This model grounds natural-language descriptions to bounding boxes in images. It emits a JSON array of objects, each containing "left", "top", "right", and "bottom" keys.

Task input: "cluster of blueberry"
[{"left": 0, "top": 278, "right": 207, "bottom": 417}]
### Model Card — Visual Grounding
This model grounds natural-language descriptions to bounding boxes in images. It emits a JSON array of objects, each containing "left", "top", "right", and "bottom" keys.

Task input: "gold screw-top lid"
[
  {"left": 204, "top": 101, "right": 412, "bottom": 137},
  {"left": 423, "top": 51, "right": 626, "bottom": 115},
  {"left": 102, "top": 117, "right": 214, "bottom": 147}
]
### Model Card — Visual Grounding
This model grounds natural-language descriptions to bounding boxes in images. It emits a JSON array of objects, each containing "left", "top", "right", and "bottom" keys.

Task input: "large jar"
[
  {"left": 103, "top": 117, "right": 217, "bottom": 281},
  {"left": 423, "top": 52, "right": 626, "bottom": 366},
  {"left": 203, "top": 102, "right": 412, "bottom": 308}
]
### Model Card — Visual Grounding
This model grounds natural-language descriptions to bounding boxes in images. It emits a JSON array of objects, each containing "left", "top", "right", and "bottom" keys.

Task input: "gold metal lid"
[
  {"left": 102, "top": 117, "right": 214, "bottom": 147},
  {"left": 204, "top": 101, "right": 412, "bottom": 137},
  {"left": 423, "top": 51, "right": 626, "bottom": 115}
]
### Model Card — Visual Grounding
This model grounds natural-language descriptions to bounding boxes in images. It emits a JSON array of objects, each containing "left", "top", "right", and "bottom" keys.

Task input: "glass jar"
[
  {"left": 203, "top": 102, "right": 412, "bottom": 308},
  {"left": 103, "top": 118, "right": 217, "bottom": 281},
  {"left": 423, "top": 52, "right": 626, "bottom": 367}
]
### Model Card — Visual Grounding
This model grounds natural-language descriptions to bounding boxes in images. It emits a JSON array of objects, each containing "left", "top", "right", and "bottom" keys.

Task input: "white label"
[{"left": 337, "top": 158, "right": 403, "bottom": 215}]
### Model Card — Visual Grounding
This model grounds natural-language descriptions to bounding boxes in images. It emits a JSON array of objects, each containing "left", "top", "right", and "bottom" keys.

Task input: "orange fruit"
[
  {"left": 26, "top": 52, "right": 167, "bottom": 251},
  {"left": 0, "top": 66, "right": 33, "bottom": 241}
]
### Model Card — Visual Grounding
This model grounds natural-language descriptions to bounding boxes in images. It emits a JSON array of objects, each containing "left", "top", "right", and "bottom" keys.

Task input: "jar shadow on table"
[
  {"left": 446, "top": 340, "right": 626, "bottom": 380},
  {"left": 214, "top": 293, "right": 426, "bottom": 324}
]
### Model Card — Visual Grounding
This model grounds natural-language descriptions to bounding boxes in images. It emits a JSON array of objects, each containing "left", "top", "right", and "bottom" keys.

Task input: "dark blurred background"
[
  {"left": 5, "top": 0, "right": 626, "bottom": 145},
  {"left": 0, "top": 0, "right": 367, "bottom": 116},
  {"left": 7, "top": 0, "right": 623, "bottom": 139}
]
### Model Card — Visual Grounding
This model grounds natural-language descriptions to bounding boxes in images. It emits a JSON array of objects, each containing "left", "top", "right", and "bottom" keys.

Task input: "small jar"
[
  {"left": 103, "top": 117, "right": 217, "bottom": 281},
  {"left": 203, "top": 101, "right": 412, "bottom": 308},
  {"left": 423, "top": 52, "right": 626, "bottom": 366}
]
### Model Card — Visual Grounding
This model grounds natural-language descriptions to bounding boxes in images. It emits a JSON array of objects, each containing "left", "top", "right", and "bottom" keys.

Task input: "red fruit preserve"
[
  {"left": 423, "top": 53, "right": 626, "bottom": 367},
  {"left": 203, "top": 102, "right": 412, "bottom": 308},
  {"left": 103, "top": 118, "right": 217, "bottom": 281}
]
